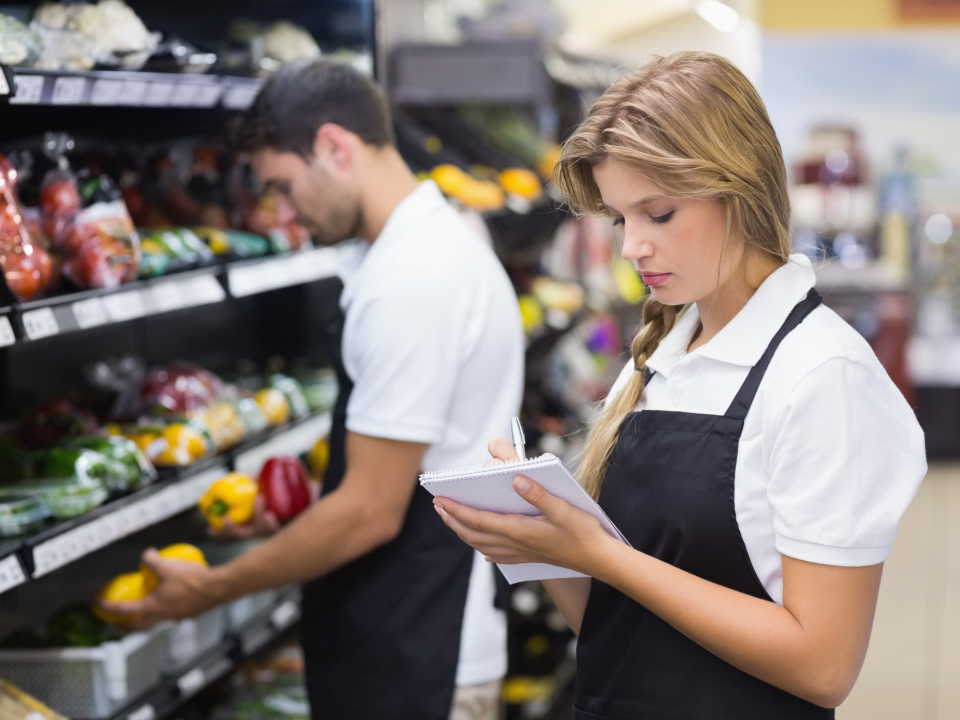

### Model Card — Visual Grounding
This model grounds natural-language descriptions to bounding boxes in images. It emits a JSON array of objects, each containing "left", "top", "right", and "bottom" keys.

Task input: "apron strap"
[{"left": 724, "top": 288, "right": 822, "bottom": 420}]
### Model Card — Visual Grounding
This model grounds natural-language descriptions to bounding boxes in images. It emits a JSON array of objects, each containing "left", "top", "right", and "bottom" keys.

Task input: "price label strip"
[
  {"left": 0, "top": 554, "right": 27, "bottom": 595},
  {"left": 10, "top": 75, "right": 45, "bottom": 105},
  {"left": 150, "top": 280, "right": 185, "bottom": 313},
  {"left": 176, "top": 666, "right": 206, "bottom": 697},
  {"left": 270, "top": 600, "right": 300, "bottom": 630},
  {"left": 194, "top": 83, "right": 222, "bottom": 108},
  {"left": 51, "top": 77, "right": 87, "bottom": 105},
  {"left": 32, "top": 464, "right": 227, "bottom": 577},
  {"left": 120, "top": 80, "right": 149, "bottom": 106},
  {"left": 143, "top": 82, "right": 176, "bottom": 107},
  {"left": 0, "top": 316, "right": 15, "bottom": 347},
  {"left": 90, "top": 79, "right": 124, "bottom": 105},
  {"left": 235, "top": 414, "right": 332, "bottom": 477},
  {"left": 21, "top": 307, "right": 59, "bottom": 340},
  {"left": 126, "top": 704, "right": 156, "bottom": 720},
  {"left": 170, "top": 82, "right": 201, "bottom": 107},
  {"left": 180, "top": 274, "right": 226, "bottom": 307},
  {"left": 71, "top": 297, "right": 108, "bottom": 329},
  {"left": 222, "top": 80, "right": 262, "bottom": 110},
  {"left": 102, "top": 290, "right": 147, "bottom": 323}
]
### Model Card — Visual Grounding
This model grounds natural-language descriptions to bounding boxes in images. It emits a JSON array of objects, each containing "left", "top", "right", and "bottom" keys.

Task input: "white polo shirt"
[
  {"left": 607, "top": 254, "right": 926, "bottom": 605},
  {"left": 340, "top": 180, "right": 524, "bottom": 686}
]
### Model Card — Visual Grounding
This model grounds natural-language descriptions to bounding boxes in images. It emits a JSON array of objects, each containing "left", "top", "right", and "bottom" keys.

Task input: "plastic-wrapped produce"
[
  {"left": 0, "top": 13, "right": 42, "bottom": 66},
  {"left": 0, "top": 153, "right": 53, "bottom": 300},
  {"left": 31, "top": 0, "right": 159, "bottom": 70},
  {"left": 39, "top": 136, "right": 140, "bottom": 289}
]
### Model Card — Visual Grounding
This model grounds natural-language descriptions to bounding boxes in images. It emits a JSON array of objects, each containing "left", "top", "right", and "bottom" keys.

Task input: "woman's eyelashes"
[
  {"left": 650, "top": 210, "right": 675, "bottom": 224},
  {"left": 612, "top": 217, "right": 625, "bottom": 227}
]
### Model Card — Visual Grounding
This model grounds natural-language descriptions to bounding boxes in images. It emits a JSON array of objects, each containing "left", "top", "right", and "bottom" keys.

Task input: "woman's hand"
[{"left": 433, "top": 436, "right": 616, "bottom": 575}]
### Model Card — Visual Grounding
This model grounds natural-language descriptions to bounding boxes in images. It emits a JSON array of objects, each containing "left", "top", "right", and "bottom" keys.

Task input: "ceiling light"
[{"left": 696, "top": 0, "right": 740, "bottom": 33}]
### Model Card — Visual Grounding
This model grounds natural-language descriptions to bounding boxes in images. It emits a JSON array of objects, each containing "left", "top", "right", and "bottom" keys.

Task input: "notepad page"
[{"left": 420, "top": 456, "right": 627, "bottom": 583}]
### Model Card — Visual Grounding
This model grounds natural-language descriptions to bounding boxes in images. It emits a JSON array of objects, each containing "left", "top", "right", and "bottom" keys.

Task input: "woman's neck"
[{"left": 687, "top": 252, "right": 784, "bottom": 353}]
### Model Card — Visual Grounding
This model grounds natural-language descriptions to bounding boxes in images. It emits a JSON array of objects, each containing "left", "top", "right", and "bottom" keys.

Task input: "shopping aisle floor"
[{"left": 839, "top": 462, "right": 960, "bottom": 719}]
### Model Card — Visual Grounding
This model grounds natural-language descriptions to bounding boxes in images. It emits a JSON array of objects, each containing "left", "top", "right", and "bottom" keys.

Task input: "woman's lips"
[{"left": 640, "top": 272, "right": 671, "bottom": 287}]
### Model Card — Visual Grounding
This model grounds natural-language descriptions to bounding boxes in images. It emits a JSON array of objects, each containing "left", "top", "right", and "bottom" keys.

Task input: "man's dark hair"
[{"left": 230, "top": 58, "right": 395, "bottom": 157}]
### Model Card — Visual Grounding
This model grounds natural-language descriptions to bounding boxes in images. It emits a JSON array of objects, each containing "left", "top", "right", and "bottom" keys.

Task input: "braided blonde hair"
[{"left": 555, "top": 52, "right": 793, "bottom": 499}]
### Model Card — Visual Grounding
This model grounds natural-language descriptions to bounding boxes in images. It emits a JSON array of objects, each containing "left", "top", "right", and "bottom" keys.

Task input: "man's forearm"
[{"left": 208, "top": 484, "right": 399, "bottom": 602}]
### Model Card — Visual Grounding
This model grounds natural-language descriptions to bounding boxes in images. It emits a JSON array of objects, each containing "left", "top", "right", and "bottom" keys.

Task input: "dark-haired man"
[{"left": 104, "top": 59, "right": 523, "bottom": 720}]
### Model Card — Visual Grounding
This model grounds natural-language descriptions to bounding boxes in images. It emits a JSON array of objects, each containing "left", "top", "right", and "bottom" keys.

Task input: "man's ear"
[{"left": 313, "top": 123, "right": 354, "bottom": 170}]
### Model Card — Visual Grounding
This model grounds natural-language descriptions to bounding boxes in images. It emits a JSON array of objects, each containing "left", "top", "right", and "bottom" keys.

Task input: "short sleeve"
[
  {"left": 766, "top": 357, "right": 926, "bottom": 567},
  {"left": 342, "top": 272, "right": 466, "bottom": 444}
]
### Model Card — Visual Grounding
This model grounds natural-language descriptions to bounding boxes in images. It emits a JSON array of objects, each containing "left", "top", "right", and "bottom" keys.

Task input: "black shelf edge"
[
  {"left": 0, "top": 412, "right": 331, "bottom": 591},
  {"left": 112, "top": 588, "right": 303, "bottom": 720},
  {"left": 1, "top": 247, "right": 347, "bottom": 345}
]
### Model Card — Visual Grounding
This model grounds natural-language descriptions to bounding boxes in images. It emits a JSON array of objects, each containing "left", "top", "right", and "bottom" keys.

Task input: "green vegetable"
[
  {"left": 66, "top": 436, "right": 156, "bottom": 491},
  {"left": 35, "top": 447, "right": 109, "bottom": 484},
  {"left": 47, "top": 604, "right": 120, "bottom": 647},
  {"left": 269, "top": 375, "right": 311, "bottom": 419}
]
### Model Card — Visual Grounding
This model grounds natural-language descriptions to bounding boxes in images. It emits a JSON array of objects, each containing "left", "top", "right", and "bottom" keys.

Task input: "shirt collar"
[
  {"left": 644, "top": 254, "right": 817, "bottom": 375},
  {"left": 340, "top": 180, "right": 447, "bottom": 310}
]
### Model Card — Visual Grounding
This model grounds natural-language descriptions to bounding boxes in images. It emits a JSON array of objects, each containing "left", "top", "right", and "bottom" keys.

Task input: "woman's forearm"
[
  {"left": 542, "top": 577, "right": 591, "bottom": 634},
  {"left": 589, "top": 537, "right": 881, "bottom": 708}
]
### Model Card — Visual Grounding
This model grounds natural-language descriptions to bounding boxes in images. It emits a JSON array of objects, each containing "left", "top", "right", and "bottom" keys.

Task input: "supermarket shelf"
[
  {"left": 0, "top": 412, "right": 331, "bottom": 595},
  {"left": 16, "top": 267, "right": 226, "bottom": 342},
  {"left": 116, "top": 588, "right": 303, "bottom": 720},
  {"left": 2, "top": 246, "right": 347, "bottom": 344},
  {"left": 814, "top": 258, "right": 909, "bottom": 293},
  {"left": 2, "top": 67, "right": 262, "bottom": 110}
]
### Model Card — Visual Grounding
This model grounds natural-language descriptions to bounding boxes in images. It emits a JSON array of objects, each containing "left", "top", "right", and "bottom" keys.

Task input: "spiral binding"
[{"left": 419, "top": 454, "right": 558, "bottom": 483}]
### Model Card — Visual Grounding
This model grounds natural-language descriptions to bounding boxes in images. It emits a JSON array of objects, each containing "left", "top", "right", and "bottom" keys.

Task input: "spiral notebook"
[{"left": 420, "top": 455, "right": 628, "bottom": 584}]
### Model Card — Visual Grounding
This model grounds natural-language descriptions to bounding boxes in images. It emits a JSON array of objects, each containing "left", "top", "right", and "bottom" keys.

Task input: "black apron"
[
  {"left": 575, "top": 289, "right": 835, "bottom": 720},
  {"left": 300, "top": 301, "right": 475, "bottom": 720}
]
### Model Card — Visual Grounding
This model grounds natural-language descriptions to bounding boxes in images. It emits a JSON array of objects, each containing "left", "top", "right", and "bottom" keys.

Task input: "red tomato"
[
  {"left": 2, "top": 251, "right": 41, "bottom": 299},
  {"left": 34, "top": 246, "right": 52, "bottom": 288},
  {"left": 40, "top": 176, "right": 81, "bottom": 218}
]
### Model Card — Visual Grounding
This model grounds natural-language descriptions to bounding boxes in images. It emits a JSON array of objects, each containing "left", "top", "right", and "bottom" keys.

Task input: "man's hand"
[
  {"left": 98, "top": 548, "right": 225, "bottom": 629},
  {"left": 209, "top": 495, "right": 280, "bottom": 539}
]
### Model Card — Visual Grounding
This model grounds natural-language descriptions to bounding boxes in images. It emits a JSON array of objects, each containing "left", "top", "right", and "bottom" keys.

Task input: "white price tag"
[
  {"left": 0, "top": 71, "right": 9, "bottom": 96},
  {"left": 177, "top": 666, "right": 206, "bottom": 696},
  {"left": 181, "top": 274, "right": 226, "bottom": 307},
  {"left": 170, "top": 82, "right": 200, "bottom": 107},
  {"left": 120, "top": 80, "right": 149, "bottom": 106},
  {"left": 102, "top": 291, "right": 146, "bottom": 322},
  {"left": 0, "top": 316, "right": 15, "bottom": 347},
  {"left": 150, "top": 281, "right": 185, "bottom": 313},
  {"left": 51, "top": 77, "right": 87, "bottom": 105},
  {"left": 294, "top": 248, "right": 338, "bottom": 283},
  {"left": 0, "top": 554, "right": 26, "bottom": 595},
  {"left": 22, "top": 307, "right": 59, "bottom": 340},
  {"left": 127, "top": 704, "right": 156, "bottom": 720},
  {"left": 270, "top": 600, "right": 299, "bottom": 630},
  {"left": 90, "top": 79, "right": 124, "bottom": 105},
  {"left": 10, "top": 75, "right": 44, "bottom": 105},
  {"left": 223, "top": 82, "right": 261, "bottom": 110},
  {"left": 72, "top": 297, "right": 108, "bottom": 329},
  {"left": 194, "top": 83, "right": 222, "bottom": 107},
  {"left": 143, "top": 82, "right": 176, "bottom": 107}
]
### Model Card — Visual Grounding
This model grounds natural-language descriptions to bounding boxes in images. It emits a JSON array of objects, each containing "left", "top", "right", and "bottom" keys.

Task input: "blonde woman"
[{"left": 434, "top": 52, "right": 925, "bottom": 718}]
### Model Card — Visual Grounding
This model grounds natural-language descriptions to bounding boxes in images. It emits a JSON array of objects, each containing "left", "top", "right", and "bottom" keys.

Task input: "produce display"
[
  {"left": 0, "top": 153, "right": 54, "bottom": 300},
  {"left": 39, "top": 140, "right": 141, "bottom": 290}
]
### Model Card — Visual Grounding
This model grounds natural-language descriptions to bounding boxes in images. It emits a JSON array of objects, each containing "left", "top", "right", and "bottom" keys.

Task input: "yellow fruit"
[
  {"left": 613, "top": 257, "right": 646, "bottom": 304},
  {"left": 141, "top": 544, "right": 208, "bottom": 594},
  {"left": 430, "top": 164, "right": 471, "bottom": 196},
  {"left": 255, "top": 388, "right": 290, "bottom": 425},
  {"left": 518, "top": 295, "right": 544, "bottom": 334},
  {"left": 198, "top": 473, "right": 259, "bottom": 530},
  {"left": 154, "top": 446, "right": 192, "bottom": 466},
  {"left": 94, "top": 572, "right": 148, "bottom": 625},
  {"left": 162, "top": 423, "right": 208, "bottom": 459},
  {"left": 308, "top": 438, "right": 330, "bottom": 480},
  {"left": 500, "top": 168, "right": 542, "bottom": 201},
  {"left": 536, "top": 144, "right": 562, "bottom": 180}
]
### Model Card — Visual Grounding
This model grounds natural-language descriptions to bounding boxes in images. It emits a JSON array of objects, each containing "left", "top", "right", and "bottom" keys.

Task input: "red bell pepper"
[{"left": 258, "top": 456, "right": 311, "bottom": 521}]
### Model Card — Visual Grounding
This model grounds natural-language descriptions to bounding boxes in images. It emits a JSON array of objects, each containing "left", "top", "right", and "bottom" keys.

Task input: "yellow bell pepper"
[
  {"left": 198, "top": 473, "right": 259, "bottom": 530},
  {"left": 255, "top": 388, "right": 290, "bottom": 425},
  {"left": 308, "top": 438, "right": 330, "bottom": 480},
  {"left": 141, "top": 543, "right": 208, "bottom": 593},
  {"left": 499, "top": 168, "right": 542, "bottom": 201},
  {"left": 93, "top": 572, "right": 148, "bottom": 625}
]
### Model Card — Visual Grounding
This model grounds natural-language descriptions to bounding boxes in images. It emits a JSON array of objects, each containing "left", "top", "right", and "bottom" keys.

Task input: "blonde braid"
[{"left": 578, "top": 299, "right": 681, "bottom": 499}]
